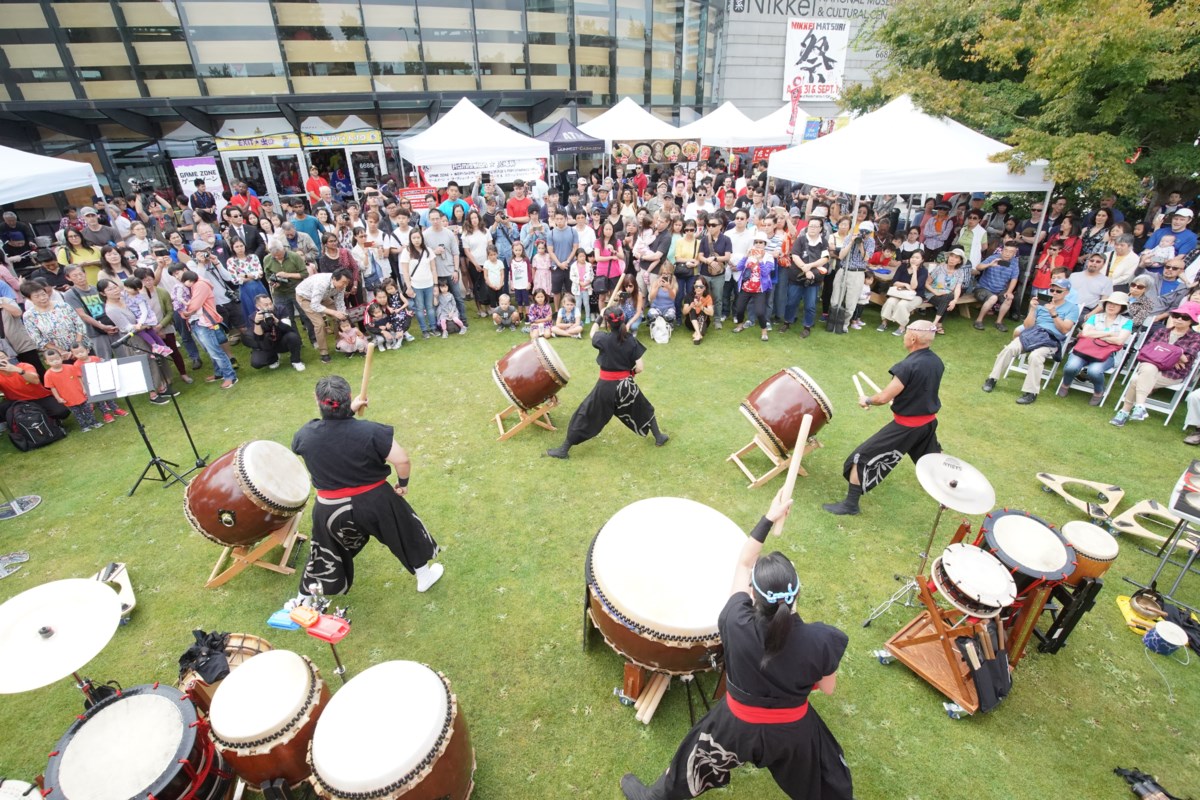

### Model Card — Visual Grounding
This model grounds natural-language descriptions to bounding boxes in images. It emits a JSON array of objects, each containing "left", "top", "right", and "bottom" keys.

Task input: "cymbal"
[
  {"left": 0, "top": 579, "right": 122, "bottom": 694},
  {"left": 916, "top": 453, "right": 996, "bottom": 515}
]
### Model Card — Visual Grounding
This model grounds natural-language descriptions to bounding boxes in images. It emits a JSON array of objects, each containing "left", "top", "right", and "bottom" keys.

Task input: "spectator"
[
  {"left": 295, "top": 268, "right": 352, "bottom": 362},
  {"left": 21, "top": 279, "right": 89, "bottom": 356},
  {"left": 0, "top": 277, "right": 42, "bottom": 378},
  {"left": 1107, "top": 234, "right": 1140, "bottom": 290},
  {"left": 79, "top": 206, "right": 118, "bottom": 249},
  {"left": 29, "top": 249, "right": 71, "bottom": 292},
  {"left": 187, "top": 241, "right": 242, "bottom": 344},
  {"left": 972, "top": 242, "right": 1020, "bottom": 332},
  {"left": 955, "top": 209, "right": 988, "bottom": 269},
  {"left": 133, "top": 265, "right": 191, "bottom": 383},
  {"left": 189, "top": 179, "right": 218, "bottom": 224},
  {"left": 1148, "top": 258, "right": 1190, "bottom": 325},
  {"left": 920, "top": 202, "right": 954, "bottom": 260},
  {"left": 289, "top": 198, "right": 324, "bottom": 249},
  {"left": 98, "top": 277, "right": 172, "bottom": 403},
  {"left": 423, "top": 209, "right": 467, "bottom": 324},
  {"left": 784, "top": 216, "right": 829, "bottom": 337},
  {"left": 229, "top": 181, "right": 263, "bottom": 216},
  {"left": 1125, "top": 275, "right": 1157, "bottom": 328},
  {"left": 1056, "top": 293, "right": 1132, "bottom": 405},
  {"left": 305, "top": 165, "right": 329, "bottom": 207},
  {"left": 263, "top": 239, "right": 314, "bottom": 345},
  {"left": 247, "top": 294, "right": 304, "bottom": 371},
  {"left": 1080, "top": 208, "right": 1115, "bottom": 256},
  {"left": 984, "top": 197, "right": 1012, "bottom": 240},
  {"left": 224, "top": 236, "right": 269, "bottom": 331},
  {"left": 981, "top": 277, "right": 1078, "bottom": 405},
  {"left": 1044, "top": 218, "right": 1083, "bottom": 270},
  {"left": 57, "top": 228, "right": 102, "bottom": 279},
  {"left": 926, "top": 249, "right": 965, "bottom": 335},
  {"left": 1145, "top": 208, "right": 1196, "bottom": 258},
  {"left": 828, "top": 221, "right": 874, "bottom": 334},
  {"left": 179, "top": 269, "right": 237, "bottom": 388},
  {"left": 0, "top": 347, "right": 69, "bottom": 423},
  {"left": 878, "top": 250, "right": 929, "bottom": 335},
  {"left": 698, "top": 216, "right": 732, "bottom": 330},
  {"left": 59, "top": 205, "right": 85, "bottom": 235},
  {"left": 732, "top": 233, "right": 775, "bottom": 341},
  {"left": 1069, "top": 253, "right": 1115, "bottom": 317},
  {"left": 279, "top": 220, "right": 318, "bottom": 264},
  {"left": 1110, "top": 302, "right": 1200, "bottom": 427},
  {"left": 61, "top": 264, "right": 116, "bottom": 360}
]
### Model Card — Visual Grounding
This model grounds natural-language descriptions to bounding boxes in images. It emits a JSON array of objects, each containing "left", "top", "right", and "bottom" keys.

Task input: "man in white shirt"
[
  {"left": 683, "top": 186, "right": 716, "bottom": 223},
  {"left": 573, "top": 211, "right": 596, "bottom": 255},
  {"left": 724, "top": 210, "right": 757, "bottom": 321},
  {"left": 295, "top": 268, "right": 352, "bottom": 362}
]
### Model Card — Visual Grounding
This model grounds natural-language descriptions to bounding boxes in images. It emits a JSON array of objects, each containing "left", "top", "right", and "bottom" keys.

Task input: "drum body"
[
  {"left": 930, "top": 544, "right": 1017, "bottom": 619},
  {"left": 492, "top": 339, "right": 570, "bottom": 411},
  {"left": 1060, "top": 521, "right": 1119, "bottom": 586},
  {"left": 976, "top": 509, "right": 1075, "bottom": 597},
  {"left": 740, "top": 367, "right": 834, "bottom": 457},
  {"left": 180, "top": 633, "right": 274, "bottom": 715},
  {"left": 586, "top": 497, "right": 744, "bottom": 675},
  {"left": 184, "top": 440, "right": 311, "bottom": 547},
  {"left": 309, "top": 661, "right": 474, "bottom": 800},
  {"left": 208, "top": 650, "right": 328, "bottom": 788},
  {"left": 44, "top": 684, "right": 231, "bottom": 800}
]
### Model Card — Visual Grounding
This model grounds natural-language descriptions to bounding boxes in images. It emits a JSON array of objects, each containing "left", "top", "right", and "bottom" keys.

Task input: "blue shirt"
[
  {"left": 1035, "top": 300, "right": 1079, "bottom": 333},
  {"left": 291, "top": 215, "right": 324, "bottom": 247},
  {"left": 1144, "top": 226, "right": 1196, "bottom": 257},
  {"left": 976, "top": 254, "right": 1020, "bottom": 294},
  {"left": 437, "top": 198, "right": 471, "bottom": 221},
  {"left": 546, "top": 226, "right": 578, "bottom": 265}
]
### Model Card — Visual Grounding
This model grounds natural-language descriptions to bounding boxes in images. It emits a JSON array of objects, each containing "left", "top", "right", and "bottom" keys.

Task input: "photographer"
[
  {"left": 828, "top": 220, "right": 875, "bottom": 334},
  {"left": 264, "top": 240, "right": 316, "bottom": 345},
  {"left": 246, "top": 293, "right": 305, "bottom": 372}
]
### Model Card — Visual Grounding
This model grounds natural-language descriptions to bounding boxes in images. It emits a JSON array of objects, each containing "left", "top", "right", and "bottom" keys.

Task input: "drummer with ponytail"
[{"left": 621, "top": 490, "right": 854, "bottom": 800}]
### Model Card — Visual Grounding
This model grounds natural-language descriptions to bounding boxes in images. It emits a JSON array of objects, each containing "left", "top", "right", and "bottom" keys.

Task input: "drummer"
[
  {"left": 620, "top": 491, "right": 854, "bottom": 800},
  {"left": 290, "top": 376, "right": 443, "bottom": 600},
  {"left": 823, "top": 321, "right": 944, "bottom": 516},
  {"left": 545, "top": 305, "right": 668, "bottom": 459}
]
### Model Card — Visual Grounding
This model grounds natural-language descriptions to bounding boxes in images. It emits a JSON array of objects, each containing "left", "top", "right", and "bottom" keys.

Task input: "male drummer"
[
  {"left": 290, "top": 376, "right": 443, "bottom": 599},
  {"left": 823, "top": 321, "right": 944, "bottom": 516}
]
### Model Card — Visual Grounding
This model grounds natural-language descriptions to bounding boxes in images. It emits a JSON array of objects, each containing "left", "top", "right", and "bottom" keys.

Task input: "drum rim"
[
  {"left": 309, "top": 666, "right": 456, "bottom": 798},
  {"left": 784, "top": 367, "right": 835, "bottom": 421},
  {"left": 931, "top": 555, "right": 1003, "bottom": 619},
  {"left": 981, "top": 509, "right": 1075, "bottom": 581},
  {"left": 1060, "top": 521, "right": 1120, "bottom": 562},
  {"left": 235, "top": 441, "right": 310, "bottom": 515},
  {"left": 533, "top": 338, "right": 571, "bottom": 385},
  {"left": 491, "top": 362, "right": 528, "bottom": 410},
  {"left": 940, "top": 543, "right": 1017, "bottom": 608},
  {"left": 739, "top": 402, "right": 788, "bottom": 458},
  {"left": 45, "top": 684, "right": 199, "bottom": 800},
  {"left": 210, "top": 652, "right": 321, "bottom": 752}
]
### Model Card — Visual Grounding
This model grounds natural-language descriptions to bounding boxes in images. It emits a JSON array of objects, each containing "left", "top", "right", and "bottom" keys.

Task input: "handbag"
[
  {"left": 1018, "top": 325, "right": 1062, "bottom": 354},
  {"left": 887, "top": 286, "right": 917, "bottom": 300},
  {"left": 1137, "top": 341, "right": 1185, "bottom": 371},
  {"left": 1072, "top": 336, "right": 1122, "bottom": 360}
]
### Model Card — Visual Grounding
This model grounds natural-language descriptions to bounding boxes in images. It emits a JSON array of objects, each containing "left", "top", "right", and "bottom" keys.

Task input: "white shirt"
[
  {"left": 725, "top": 226, "right": 757, "bottom": 280},
  {"left": 295, "top": 272, "right": 347, "bottom": 314},
  {"left": 683, "top": 200, "right": 715, "bottom": 222},
  {"left": 574, "top": 225, "right": 596, "bottom": 254},
  {"left": 509, "top": 258, "right": 531, "bottom": 290},
  {"left": 400, "top": 249, "right": 435, "bottom": 290}
]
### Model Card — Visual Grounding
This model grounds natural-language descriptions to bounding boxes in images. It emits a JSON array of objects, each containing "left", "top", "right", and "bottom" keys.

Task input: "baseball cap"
[
  {"left": 789, "top": 206, "right": 803, "bottom": 218},
  {"left": 858, "top": 221, "right": 875, "bottom": 233},
  {"left": 191, "top": 240, "right": 211, "bottom": 251},
  {"left": 949, "top": 247, "right": 966, "bottom": 258},
  {"left": 81, "top": 206, "right": 98, "bottom": 216},
  {"left": 1176, "top": 208, "right": 1194, "bottom": 219},
  {"left": 752, "top": 233, "right": 768, "bottom": 243},
  {"left": 1050, "top": 278, "right": 1071, "bottom": 290},
  {"left": 971, "top": 192, "right": 987, "bottom": 200}
]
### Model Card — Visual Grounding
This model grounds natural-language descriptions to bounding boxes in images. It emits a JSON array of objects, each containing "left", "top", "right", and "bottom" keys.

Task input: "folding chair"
[
  {"left": 1113, "top": 324, "right": 1152, "bottom": 387},
  {"left": 1141, "top": 355, "right": 1200, "bottom": 426},
  {"left": 1003, "top": 322, "right": 1077, "bottom": 390},
  {"left": 1054, "top": 330, "right": 1139, "bottom": 404}
]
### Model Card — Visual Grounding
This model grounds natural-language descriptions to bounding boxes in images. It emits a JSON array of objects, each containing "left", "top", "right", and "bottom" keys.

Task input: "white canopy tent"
[
  {"left": 756, "top": 103, "right": 816, "bottom": 146},
  {"left": 0, "top": 145, "right": 103, "bottom": 205},
  {"left": 395, "top": 97, "right": 548, "bottom": 165},
  {"left": 578, "top": 97, "right": 678, "bottom": 148},
  {"left": 675, "top": 101, "right": 790, "bottom": 149}
]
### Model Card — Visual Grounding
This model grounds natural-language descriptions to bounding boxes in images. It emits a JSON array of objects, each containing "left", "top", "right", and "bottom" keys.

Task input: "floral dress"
[
  {"left": 528, "top": 301, "right": 553, "bottom": 334},
  {"left": 23, "top": 303, "right": 89, "bottom": 352},
  {"left": 226, "top": 255, "right": 268, "bottom": 321},
  {"left": 532, "top": 253, "right": 553, "bottom": 294}
]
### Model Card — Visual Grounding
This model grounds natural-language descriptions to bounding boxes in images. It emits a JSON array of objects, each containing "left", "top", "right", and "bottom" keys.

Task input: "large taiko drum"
[
  {"left": 586, "top": 497, "right": 744, "bottom": 675},
  {"left": 492, "top": 339, "right": 570, "bottom": 411},
  {"left": 308, "top": 660, "right": 475, "bottom": 800},
  {"left": 184, "top": 440, "right": 311, "bottom": 547},
  {"left": 208, "top": 649, "right": 328, "bottom": 788},
  {"left": 975, "top": 509, "right": 1076, "bottom": 597},
  {"left": 43, "top": 684, "right": 232, "bottom": 800},
  {"left": 930, "top": 543, "right": 1017, "bottom": 619},
  {"left": 1060, "top": 521, "right": 1120, "bottom": 587},
  {"left": 740, "top": 367, "right": 834, "bottom": 457},
  {"left": 179, "top": 633, "right": 274, "bottom": 715}
]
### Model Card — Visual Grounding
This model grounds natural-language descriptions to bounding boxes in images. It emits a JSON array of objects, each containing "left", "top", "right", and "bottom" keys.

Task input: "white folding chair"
[
  {"left": 1141, "top": 356, "right": 1200, "bottom": 425},
  {"left": 1057, "top": 330, "right": 1139, "bottom": 404},
  {"left": 1003, "top": 322, "right": 1077, "bottom": 390}
]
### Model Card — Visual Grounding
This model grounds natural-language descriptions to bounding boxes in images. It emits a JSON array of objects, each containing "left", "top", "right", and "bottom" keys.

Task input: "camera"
[
  {"left": 128, "top": 177, "right": 154, "bottom": 193},
  {"left": 617, "top": 290, "right": 628, "bottom": 301}
]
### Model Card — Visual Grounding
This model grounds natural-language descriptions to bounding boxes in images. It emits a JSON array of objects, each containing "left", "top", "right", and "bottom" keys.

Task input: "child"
[
  {"left": 123, "top": 277, "right": 174, "bottom": 357},
  {"left": 42, "top": 347, "right": 102, "bottom": 431},
  {"left": 850, "top": 271, "right": 874, "bottom": 330},
  {"left": 335, "top": 318, "right": 368, "bottom": 356},
  {"left": 381, "top": 279, "right": 416, "bottom": 342},
  {"left": 508, "top": 241, "right": 531, "bottom": 315},
  {"left": 1031, "top": 242, "right": 1065, "bottom": 298},
  {"left": 481, "top": 244, "right": 505, "bottom": 309},
  {"left": 435, "top": 279, "right": 465, "bottom": 337},
  {"left": 552, "top": 293, "right": 583, "bottom": 338},
  {"left": 1140, "top": 233, "right": 1175, "bottom": 272},
  {"left": 570, "top": 249, "right": 593, "bottom": 325},
  {"left": 897, "top": 226, "right": 922, "bottom": 264},
  {"left": 527, "top": 287, "right": 554, "bottom": 339},
  {"left": 70, "top": 343, "right": 124, "bottom": 423},
  {"left": 364, "top": 303, "right": 400, "bottom": 350},
  {"left": 491, "top": 293, "right": 521, "bottom": 331},
  {"left": 531, "top": 240, "right": 553, "bottom": 297}
]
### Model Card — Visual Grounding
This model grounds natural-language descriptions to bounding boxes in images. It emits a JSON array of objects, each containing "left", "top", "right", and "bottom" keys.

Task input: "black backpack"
[{"left": 6, "top": 401, "right": 67, "bottom": 451}]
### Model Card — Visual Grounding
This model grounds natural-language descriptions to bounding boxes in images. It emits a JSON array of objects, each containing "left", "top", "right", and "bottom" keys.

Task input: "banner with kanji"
[{"left": 782, "top": 18, "right": 850, "bottom": 101}]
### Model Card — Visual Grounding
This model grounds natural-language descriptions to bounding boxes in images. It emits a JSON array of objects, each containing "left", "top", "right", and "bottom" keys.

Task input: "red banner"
[{"left": 750, "top": 145, "right": 788, "bottom": 163}]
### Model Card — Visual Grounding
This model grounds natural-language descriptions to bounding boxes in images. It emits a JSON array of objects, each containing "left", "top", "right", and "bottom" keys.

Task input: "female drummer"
[
  {"left": 545, "top": 305, "right": 668, "bottom": 459},
  {"left": 291, "top": 375, "right": 443, "bottom": 599},
  {"left": 620, "top": 492, "right": 853, "bottom": 800}
]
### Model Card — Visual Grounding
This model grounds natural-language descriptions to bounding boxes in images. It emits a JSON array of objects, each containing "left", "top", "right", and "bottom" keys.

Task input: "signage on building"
[
  {"left": 215, "top": 133, "right": 301, "bottom": 152},
  {"left": 172, "top": 157, "right": 227, "bottom": 209},
  {"left": 612, "top": 140, "right": 703, "bottom": 165},
  {"left": 418, "top": 158, "right": 543, "bottom": 188},
  {"left": 300, "top": 130, "right": 383, "bottom": 148},
  {"left": 782, "top": 18, "right": 850, "bottom": 100},
  {"left": 730, "top": 0, "right": 892, "bottom": 21}
]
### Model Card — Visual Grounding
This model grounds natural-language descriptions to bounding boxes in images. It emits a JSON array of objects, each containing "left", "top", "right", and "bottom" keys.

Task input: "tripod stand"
[{"left": 863, "top": 502, "right": 948, "bottom": 627}]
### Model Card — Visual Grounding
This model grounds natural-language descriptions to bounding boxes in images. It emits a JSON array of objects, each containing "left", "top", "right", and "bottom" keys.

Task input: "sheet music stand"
[{"left": 83, "top": 354, "right": 187, "bottom": 495}]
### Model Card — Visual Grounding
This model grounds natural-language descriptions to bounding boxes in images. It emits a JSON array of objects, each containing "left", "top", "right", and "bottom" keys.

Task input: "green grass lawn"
[{"left": 1, "top": 309, "right": 1198, "bottom": 799}]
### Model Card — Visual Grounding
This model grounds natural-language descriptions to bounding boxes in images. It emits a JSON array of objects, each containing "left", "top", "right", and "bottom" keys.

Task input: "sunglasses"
[
  {"left": 1048, "top": 288, "right": 1066, "bottom": 294},
  {"left": 1031, "top": 207, "right": 1043, "bottom": 212},
  {"left": 707, "top": 222, "right": 721, "bottom": 227},
  {"left": 1170, "top": 313, "right": 1192, "bottom": 321}
]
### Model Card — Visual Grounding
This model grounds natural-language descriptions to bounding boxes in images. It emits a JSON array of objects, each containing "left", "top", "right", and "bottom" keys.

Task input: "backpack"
[{"left": 6, "top": 401, "right": 67, "bottom": 452}]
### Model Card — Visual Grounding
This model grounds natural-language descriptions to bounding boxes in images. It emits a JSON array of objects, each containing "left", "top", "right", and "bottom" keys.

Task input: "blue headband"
[{"left": 751, "top": 567, "right": 799, "bottom": 606}]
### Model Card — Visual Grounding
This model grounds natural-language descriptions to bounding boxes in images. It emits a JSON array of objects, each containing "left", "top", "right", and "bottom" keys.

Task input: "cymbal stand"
[{"left": 863, "top": 502, "right": 948, "bottom": 627}]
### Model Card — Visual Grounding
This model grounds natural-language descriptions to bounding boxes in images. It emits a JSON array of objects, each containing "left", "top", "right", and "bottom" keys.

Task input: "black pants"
[
  {"left": 565, "top": 376, "right": 657, "bottom": 446},
  {"left": 245, "top": 329, "right": 302, "bottom": 368},
  {"left": 276, "top": 295, "right": 315, "bottom": 344},
  {"left": 0, "top": 395, "right": 70, "bottom": 422},
  {"left": 844, "top": 419, "right": 941, "bottom": 493},
  {"left": 734, "top": 291, "right": 768, "bottom": 329},
  {"left": 928, "top": 293, "right": 954, "bottom": 320}
]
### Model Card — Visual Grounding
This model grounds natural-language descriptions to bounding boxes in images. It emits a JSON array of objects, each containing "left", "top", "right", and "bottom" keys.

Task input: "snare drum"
[
  {"left": 184, "top": 440, "right": 311, "bottom": 547},
  {"left": 740, "top": 367, "right": 834, "bottom": 457},
  {"left": 1060, "top": 521, "right": 1119, "bottom": 586},
  {"left": 930, "top": 543, "right": 1017, "bottom": 619},
  {"left": 309, "top": 660, "right": 475, "bottom": 800},
  {"left": 586, "top": 497, "right": 743, "bottom": 675},
  {"left": 493, "top": 339, "right": 570, "bottom": 411},
  {"left": 0, "top": 780, "right": 37, "bottom": 799},
  {"left": 976, "top": 509, "right": 1075, "bottom": 597},
  {"left": 208, "top": 649, "right": 328, "bottom": 788},
  {"left": 44, "top": 683, "right": 231, "bottom": 800},
  {"left": 180, "top": 633, "right": 274, "bottom": 715}
]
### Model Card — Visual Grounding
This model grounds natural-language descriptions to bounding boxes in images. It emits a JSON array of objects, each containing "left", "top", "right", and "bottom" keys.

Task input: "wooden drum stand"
[
  {"left": 727, "top": 435, "right": 821, "bottom": 489},
  {"left": 205, "top": 514, "right": 307, "bottom": 589},
  {"left": 494, "top": 396, "right": 559, "bottom": 441}
]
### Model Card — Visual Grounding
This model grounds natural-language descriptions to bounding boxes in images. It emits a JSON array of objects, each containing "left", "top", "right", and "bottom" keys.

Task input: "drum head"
[
  {"left": 55, "top": 691, "right": 189, "bottom": 800},
  {"left": 311, "top": 661, "right": 449, "bottom": 793},
  {"left": 941, "top": 543, "right": 1017, "bottom": 609},
  {"left": 1061, "top": 521, "right": 1119, "bottom": 561},
  {"left": 590, "top": 497, "right": 743, "bottom": 639},
  {"left": 209, "top": 649, "right": 311, "bottom": 744},
  {"left": 0, "top": 780, "right": 36, "bottom": 799},
  {"left": 534, "top": 339, "right": 570, "bottom": 383},
  {"left": 1156, "top": 620, "right": 1188, "bottom": 647},
  {"left": 239, "top": 440, "right": 310, "bottom": 509},
  {"left": 784, "top": 366, "right": 834, "bottom": 420},
  {"left": 989, "top": 512, "right": 1070, "bottom": 577}
]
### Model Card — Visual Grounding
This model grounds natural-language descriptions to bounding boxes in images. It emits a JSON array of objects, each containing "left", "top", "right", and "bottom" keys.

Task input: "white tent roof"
[
  {"left": 675, "top": 101, "right": 791, "bottom": 148},
  {"left": 395, "top": 98, "right": 548, "bottom": 164},
  {"left": 0, "top": 145, "right": 102, "bottom": 205},
  {"left": 768, "top": 95, "right": 1053, "bottom": 194},
  {"left": 758, "top": 104, "right": 813, "bottom": 139},
  {"left": 578, "top": 97, "right": 678, "bottom": 146}
]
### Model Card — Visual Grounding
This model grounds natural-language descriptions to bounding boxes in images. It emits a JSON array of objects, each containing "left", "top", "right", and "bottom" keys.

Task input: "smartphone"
[{"left": 481, "top": 172, "right": 492, "bottom": 184}]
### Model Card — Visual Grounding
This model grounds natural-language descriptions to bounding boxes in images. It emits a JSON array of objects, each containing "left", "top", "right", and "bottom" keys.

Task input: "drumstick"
[
  {"left": 634, "top": 672, "right": 664, "bottom": 712},
  {"left": 636, "top": 673, "right": 670, "bottom": 724},
  {"left": 852, "top": 373, "right": 865, "bottom": 402},
  {"left": 858, "top": 371, "right": 883, "bottom": 394},
  {"left": 770, "top": 413, "right": 814, "bottom": 537},
  {"left": 354, "top": 342, "right": 376, "bottom": 416}
]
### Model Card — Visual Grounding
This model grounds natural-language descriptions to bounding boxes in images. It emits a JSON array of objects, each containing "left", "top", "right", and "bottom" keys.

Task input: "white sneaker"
[
  {"left": 268, "top": 360, "right": 280, "bottom": 369},
  {"left": 292, "top": 362, "right": 306, "bottom": 372},
  {"left": 405, "top": 332, "right": 415, "bottom": 342},
  {"left": 415, "top": 562, "right": 444, "bottom": 592}
]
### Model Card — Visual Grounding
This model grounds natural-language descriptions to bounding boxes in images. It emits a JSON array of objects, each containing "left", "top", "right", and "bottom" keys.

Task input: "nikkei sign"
[{"left": 782, "top": 18, "right": 850, "bottom": 100}]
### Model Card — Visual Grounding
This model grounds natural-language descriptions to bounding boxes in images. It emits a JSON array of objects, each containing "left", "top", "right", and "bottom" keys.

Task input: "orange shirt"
[
  {"left": 0, "top": 363, "right": 50, "bottom": 402},
  {"left": 43, "top": 364, "right": 87, "bottom": 406}
]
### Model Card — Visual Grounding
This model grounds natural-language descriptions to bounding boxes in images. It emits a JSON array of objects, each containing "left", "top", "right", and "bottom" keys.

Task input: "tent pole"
[{"left": 1014, "top": 186, "right": 1055, "bottom": 312}]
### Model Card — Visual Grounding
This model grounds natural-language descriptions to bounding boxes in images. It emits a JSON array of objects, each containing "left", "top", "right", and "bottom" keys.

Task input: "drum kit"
[
  {"left": 491, "top": 339, "right": 570, "bottom": 441},
  {"left": 184, "top": 440, "right": 312, "bottom": 589},
  {"left": 728, "top": 367, "right": 833, "bottom": 488}
]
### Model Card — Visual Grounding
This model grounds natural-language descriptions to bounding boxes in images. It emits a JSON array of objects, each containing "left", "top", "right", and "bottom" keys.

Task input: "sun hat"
[{"left": 1104, "top": 291, "right": 1130, "bottom": 307}]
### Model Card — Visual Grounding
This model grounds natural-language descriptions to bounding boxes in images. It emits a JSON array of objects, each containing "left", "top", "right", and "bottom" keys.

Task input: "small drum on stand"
[
  {"left": 179, "top": 632, "right": 274, "bottom": 715},
  {"left": 975, "top": 509, "right": 1076, "bottom": 599},
  {"left": 929, "top": 544, "right": 1017, "bottom": 619},
  {"left": 1059, "top": 521, "right": 1120, "bottom": 587},
  {"left": 729, "top": 367, "right": 834, "bottom": 488},
  {"left": 492, "top": 339, "right": 570, "bottom": 441},
  {"left": 43, "top": 683, "right": 232, "bottom": 800},
  {"left": 308, "top": 660, "right": 475, "bottom": 800},
  {"left": 208, "top": 649, "right": 329, "bottom": 788},
  {"left": 585, "top": 497, "right": 744, "bottom": 723}
]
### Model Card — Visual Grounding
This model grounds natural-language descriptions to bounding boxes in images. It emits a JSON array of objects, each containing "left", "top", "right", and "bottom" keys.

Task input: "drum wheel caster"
[
  {"left": 1041, "top": 485, "right": 1054, "bottom": 494},
  {"left": 1097, "top": 492, "right": 1109, "bottom": 503}
]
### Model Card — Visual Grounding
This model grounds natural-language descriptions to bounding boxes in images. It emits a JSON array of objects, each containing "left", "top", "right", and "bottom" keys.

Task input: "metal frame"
[
  {"left": 1055, "top": 326, "right": 1141, "bottom": 404},
  {"left": 1139, "top": 352, "right": 1200, "bottom": 426},
  {"left": 1002, "top": 321, "right": 1077, "bottom": 390}
]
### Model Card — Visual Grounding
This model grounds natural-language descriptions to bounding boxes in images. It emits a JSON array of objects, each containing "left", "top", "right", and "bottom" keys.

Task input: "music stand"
[
  {"left": 122, "top": 337, "right": 208, "bottom": 479},
  {"left": 82, "top": 354, "right": 187, "bottom": 495}
]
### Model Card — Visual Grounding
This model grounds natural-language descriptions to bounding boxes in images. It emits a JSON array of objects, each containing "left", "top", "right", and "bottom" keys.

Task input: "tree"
[{"left": 845, "top": 0, "right": 1200, "bottom": 200}]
